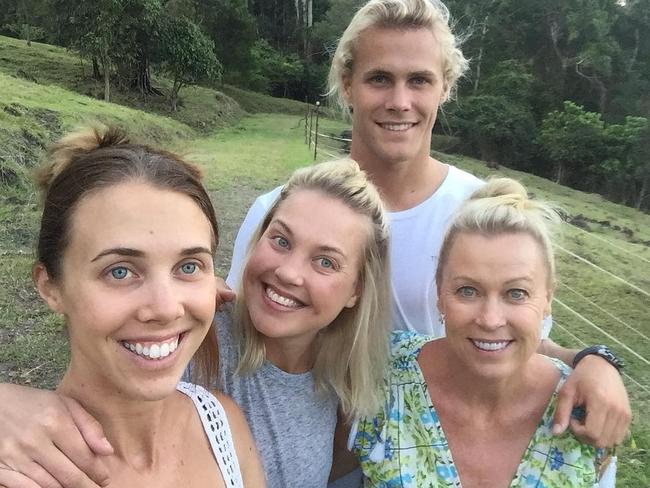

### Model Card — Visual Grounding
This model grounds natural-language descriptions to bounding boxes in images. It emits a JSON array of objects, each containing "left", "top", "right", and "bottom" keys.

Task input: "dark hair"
[{"left": 35, "top": 125, "right": 219, "bottom": 386}]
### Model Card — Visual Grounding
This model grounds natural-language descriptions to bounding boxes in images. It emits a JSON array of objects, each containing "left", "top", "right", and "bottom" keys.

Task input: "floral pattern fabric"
[{"left": 353, "top": 331, "right": 602, "bottom": 487}]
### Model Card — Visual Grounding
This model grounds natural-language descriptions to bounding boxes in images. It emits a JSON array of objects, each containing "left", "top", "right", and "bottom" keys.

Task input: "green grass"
[{"left": 0, "top": 35, "right": 246, "bottom": 132}]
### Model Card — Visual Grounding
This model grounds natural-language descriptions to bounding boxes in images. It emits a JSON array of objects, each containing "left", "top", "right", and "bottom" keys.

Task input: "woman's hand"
[
  {"left": 216, "top": 276, "right": 236, "bottom": 309},
  {"left": 552, "top": 355, "right": 631, "bottom": 448},
  {"left": 0, "top": 384, "right": 112, "bottom": 488}
]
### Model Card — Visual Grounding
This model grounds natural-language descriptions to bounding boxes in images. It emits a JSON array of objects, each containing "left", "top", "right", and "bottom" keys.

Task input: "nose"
[
  {"left": 274, "top": 254, "right": 305, "bottom": 287},
  {"left": 137, "top": 277, "right": 185, "bottom": 324},
  {"left": 385, "top": 82, "right": 412, "bottom": 112},
  {"left": 476, "top": 296, "right": 506, "bottom": 330}
]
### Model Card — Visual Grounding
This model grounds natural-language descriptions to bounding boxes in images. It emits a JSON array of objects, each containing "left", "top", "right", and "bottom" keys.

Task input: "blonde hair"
[
  {"left": 328, "top": 0, "right": 469, "bottom": 114},
  {"left": 436, "top": 178, "right": 562, "bottom": 288},
  {"left": 234, "top": 159, "right": 391, "bottom": 418}
]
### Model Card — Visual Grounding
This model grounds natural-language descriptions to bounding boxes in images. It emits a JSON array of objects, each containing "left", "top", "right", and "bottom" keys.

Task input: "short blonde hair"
[
  {"left": 234, "top": 159, "right": 391, "bottom": 418},
  {"left": 436, "top": 178, "right": 562, "bottom": 289},
  {"left": 328, "top": 0, "right": 469, "bottom": 113}
]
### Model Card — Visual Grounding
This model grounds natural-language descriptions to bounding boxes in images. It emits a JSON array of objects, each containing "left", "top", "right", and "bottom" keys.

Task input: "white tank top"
[{"left": 176, "top": 382, "right": 243, "bottom": 488}]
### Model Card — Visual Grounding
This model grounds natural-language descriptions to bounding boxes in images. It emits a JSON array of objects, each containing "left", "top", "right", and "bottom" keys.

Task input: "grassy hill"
[{"left": 1, "top": 35, "right": 648, "bottom": 486}]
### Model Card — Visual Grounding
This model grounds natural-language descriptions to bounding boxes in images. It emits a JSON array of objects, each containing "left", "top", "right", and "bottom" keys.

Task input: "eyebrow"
[
  {"left": 364, "top": 68, "right": 438, "bottom": 80},
  {"left": 91, "top": 246, "right": 212, "bottom": 262},
  {"left": 270, "top": 219, "right": 347, "bottom": 257}
]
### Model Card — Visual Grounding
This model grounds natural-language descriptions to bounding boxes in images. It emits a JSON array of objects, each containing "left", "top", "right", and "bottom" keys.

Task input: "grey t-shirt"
[{"left": 215, "top": 306, "right": 339, "bottom": 488}]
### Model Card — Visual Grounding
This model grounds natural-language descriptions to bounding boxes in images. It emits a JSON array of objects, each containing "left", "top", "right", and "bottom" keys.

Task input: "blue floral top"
[{"left": 352, "top": 331, "right": 607, "bottom": 487}]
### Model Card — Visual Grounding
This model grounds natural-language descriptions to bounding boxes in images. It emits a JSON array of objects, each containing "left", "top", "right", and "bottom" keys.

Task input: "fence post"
[
  {"left": 313, "top": 101, "right": 320, "bottom": 160},
  {"left": 308, "top": 104, "right": 314, "bottom": 148},
  {"left": 304, "top": 100, "right": 309, "bottom": 145}
]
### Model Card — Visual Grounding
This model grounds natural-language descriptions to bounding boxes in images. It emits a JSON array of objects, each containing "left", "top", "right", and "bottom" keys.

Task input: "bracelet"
[{"left": 572, "top": 345, "right": 624, "bottom": 371}]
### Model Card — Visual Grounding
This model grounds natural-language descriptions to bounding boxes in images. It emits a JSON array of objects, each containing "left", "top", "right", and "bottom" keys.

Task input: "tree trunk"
[
  {"left": 555, "top": 162, "right": 565, "bottom": 184},
  {"left": 473, "top": 14, "right": 489, "bottom": 95},
  {"left": 92, "top": 57, "right": 101, "bottom": 80},
  {"left": 636, "top": 175, "right": 648, "bottom": 210}
]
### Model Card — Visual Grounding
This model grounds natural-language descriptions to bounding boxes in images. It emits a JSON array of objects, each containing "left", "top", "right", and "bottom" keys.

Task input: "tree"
[
  {"left": 599, "top": 117, "right": 650, "bottom": 209},
  {"left": 450, "top": 94, "right": 537, "bottom": 167},
  {"left": 156, "top": 15, "right": 221, "bottom": 111},
  {"left": 192, "top": 0, "right": 257, "bottom": 86},
  {"left": 539, "top": 101, "right": 606, "bottom": 185},
  {"left": 247, "top": 39, "right": 303, "bottom": 96}
]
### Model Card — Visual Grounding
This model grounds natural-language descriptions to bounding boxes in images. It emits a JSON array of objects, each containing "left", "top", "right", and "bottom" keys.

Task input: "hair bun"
[
  {"left": 470, "top": 177, "right": 528, "bottom": 201},
  {"left": 35, "top": 125, "right": 129, "bottom": 194}
]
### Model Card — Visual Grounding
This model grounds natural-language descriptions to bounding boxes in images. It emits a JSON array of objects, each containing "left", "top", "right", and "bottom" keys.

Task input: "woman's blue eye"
[
  {"left": 318, "top": 257, "right": 334, "bottom": 269},
  {"left": 181, "top": 262, "right": 197, "bottom": 274},
  {"left": 274, "top": 236, "right": 289, "bottom": 248},
  {"left": 110, "top": 267, "right": 130, "bottom": 280},
  {"left": 459, "top": 286, "right": 476, "bottom": 297},
  {"left": 509, "top": 289, "right": 527, "bottom": 300}
]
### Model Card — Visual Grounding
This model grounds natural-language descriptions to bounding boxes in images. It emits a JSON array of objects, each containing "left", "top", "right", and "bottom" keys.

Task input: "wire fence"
[{"left": 301, "top": 104, "right": 650, "bottom": 396}]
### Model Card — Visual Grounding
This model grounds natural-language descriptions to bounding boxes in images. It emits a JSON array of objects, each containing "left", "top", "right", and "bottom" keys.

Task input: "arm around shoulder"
[{"left": 214, "top": 392, "right": 266, "bottom": 487}]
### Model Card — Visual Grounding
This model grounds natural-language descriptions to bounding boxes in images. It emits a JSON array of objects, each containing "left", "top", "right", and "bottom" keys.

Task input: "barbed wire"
[
  {"left": 553, "top": 297, "right": 650, "bottom": 366},
  {"left": 568, "top": 224, "right": 650, "bottom": 265},
  {"left": 554, "top": 320, "right": 650, "bottom": 397},
  {"left": 558, "top": 282, "right": 650, "bottom": 343},
  {"left": 555, "top": 244, "right": 650, "bottom": 299}
]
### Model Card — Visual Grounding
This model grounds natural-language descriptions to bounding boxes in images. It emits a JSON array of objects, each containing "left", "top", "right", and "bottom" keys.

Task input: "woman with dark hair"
[{"left": 0, "top": 125, "right": 265, "bottom": 487}]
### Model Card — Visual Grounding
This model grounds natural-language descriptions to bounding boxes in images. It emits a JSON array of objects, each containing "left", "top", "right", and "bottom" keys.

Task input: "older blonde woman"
[{"left": 352, "top": 178, "right": 617, "bottom": 487}]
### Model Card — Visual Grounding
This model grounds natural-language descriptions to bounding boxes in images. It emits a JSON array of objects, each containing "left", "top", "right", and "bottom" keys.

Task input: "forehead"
[
  {"left": 351, "top": 26, "right": 443, "bottom": 75},
  {"left": 271, "top": 190, "right": 370, "bottom": 255},
  {"left": 66, "top": 182, "right": 214, "bottom": 257},
  {"left": 445, "top": 232, "right": 548, "bottom": 280}
]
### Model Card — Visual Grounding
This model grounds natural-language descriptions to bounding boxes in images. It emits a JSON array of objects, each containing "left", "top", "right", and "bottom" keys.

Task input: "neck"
[
  {"left": 425, "top": 340, "right": 534, "bottom": 412},
  {"left": 350, "top": 147, "right": 448, "bottom": 211},
  {"left": 57, "top": 363, "right": 178, "bottom": 469},
  {"left": 263, "top": 334, "right": 318, "bottom": 373}
]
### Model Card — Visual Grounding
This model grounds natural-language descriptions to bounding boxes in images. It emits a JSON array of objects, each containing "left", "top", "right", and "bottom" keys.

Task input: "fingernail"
[
  {"left": 552, "top": 424, "right": 563, "bottom": 435},
  {"left": 100, "top": 437, "right": 114, "bottom": 452}
]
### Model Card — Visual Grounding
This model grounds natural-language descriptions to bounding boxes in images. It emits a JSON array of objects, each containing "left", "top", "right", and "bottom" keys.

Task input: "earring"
[{"left": 438, "top": 313, "right": 446, "bottom": 328}]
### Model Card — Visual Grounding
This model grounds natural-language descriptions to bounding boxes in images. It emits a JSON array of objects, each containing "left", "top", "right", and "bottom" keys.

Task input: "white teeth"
[
  {"left": 149, "top": 344, "right": 160, "bottom": 359},
  {"left": 122, "top": 336, "right": 180, "bottom": 360},
  {"left": 472, "top": 340, "right": 510, "bottom": 352},
  {"left": 382, "top": 123, "right": 413, "bottom": 131},
  {"left": 265, "top": 287, "right": 301, "bottom": 308}
]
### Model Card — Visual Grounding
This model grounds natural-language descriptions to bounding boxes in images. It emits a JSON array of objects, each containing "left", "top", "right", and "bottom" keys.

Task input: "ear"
[
  {"left": 341, "top": 72, "right": 353, "bottom": 106},
  {"left": 441, "top": 82, "right": 451, "bottom": 104},
  {"left": 33, "top": 263, "right": 65, "bottom": 314},
  {"left": 543, "top": 284, "right": 555, "bottom": 316},
  {"left": 344, "top": 280, "right": 362, "bottom": 309}
]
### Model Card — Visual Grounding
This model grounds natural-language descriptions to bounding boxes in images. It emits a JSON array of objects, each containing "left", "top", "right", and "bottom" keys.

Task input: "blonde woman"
[
  {"left": 218, "top": 159, "right": 391, "bottom": 487},
  {"left": 352, "top": 178, "right": 617, "bottom": 487}
]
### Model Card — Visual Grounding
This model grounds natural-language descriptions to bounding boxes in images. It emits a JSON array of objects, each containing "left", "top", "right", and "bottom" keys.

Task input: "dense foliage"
[{"left": 0, "top": 0, "right": 648, "bottom": 210}]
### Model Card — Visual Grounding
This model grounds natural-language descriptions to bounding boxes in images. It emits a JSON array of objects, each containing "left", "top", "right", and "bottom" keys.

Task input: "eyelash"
[
  {"left": 315, "top": 256, "right": 339, "bottom": 271},
  {"left": 104, "top": 260, "right": 205, "bottom": 282}
]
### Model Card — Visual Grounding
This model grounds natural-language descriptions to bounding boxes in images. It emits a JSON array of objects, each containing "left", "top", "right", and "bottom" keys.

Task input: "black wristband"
[{"left": 572, "top": 345, "right": 624, "bottom": 371}]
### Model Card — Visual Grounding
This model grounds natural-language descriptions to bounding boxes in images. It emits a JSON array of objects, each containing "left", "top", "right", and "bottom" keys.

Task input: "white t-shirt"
[{"left": 226, "top": 165, "right": 552, "bottom": 338}]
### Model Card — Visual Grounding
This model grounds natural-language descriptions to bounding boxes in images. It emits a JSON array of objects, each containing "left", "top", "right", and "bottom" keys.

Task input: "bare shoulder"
[
  {"left": 211, "top": 390, "right": 247, "bottom": 430},
  {"left": 210, "top": 390, "right": 267, "bottom": 487}
]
